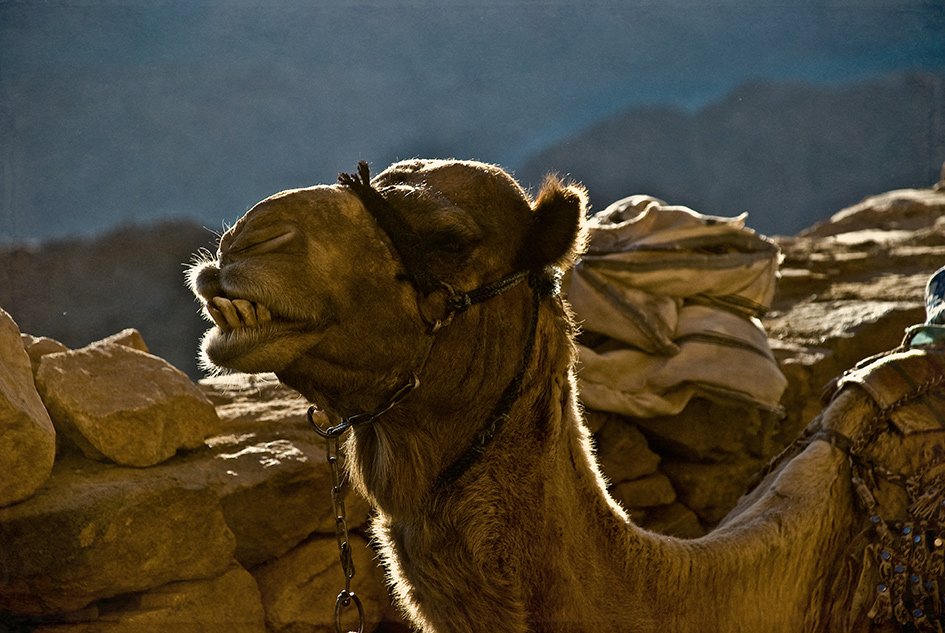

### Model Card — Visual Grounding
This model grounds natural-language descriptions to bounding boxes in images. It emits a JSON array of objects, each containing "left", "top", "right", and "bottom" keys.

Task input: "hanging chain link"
[{"left": 309, "top": 406, "right": 365, "bottom": 633}]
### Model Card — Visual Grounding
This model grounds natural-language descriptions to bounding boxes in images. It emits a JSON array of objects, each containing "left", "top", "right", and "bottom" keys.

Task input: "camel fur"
[{"left": 188, "top": 158, "right": 945, "bottom": 632}]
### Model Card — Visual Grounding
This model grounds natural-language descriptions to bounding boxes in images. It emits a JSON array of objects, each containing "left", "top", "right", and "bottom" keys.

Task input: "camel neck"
[
  {"left": 368, "top": 361, "right": 658, "bottom": 632},
  {"left": 342, "top": 282, "right": 546, "bottom": 515},
  {"left": 432, "top": 281, "right": 543, "bottom": 490}
]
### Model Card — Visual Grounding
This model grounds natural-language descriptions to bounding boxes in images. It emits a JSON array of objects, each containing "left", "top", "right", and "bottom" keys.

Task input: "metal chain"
[{"left": 310, "top": 406, "right": 365, "bottom": 633}]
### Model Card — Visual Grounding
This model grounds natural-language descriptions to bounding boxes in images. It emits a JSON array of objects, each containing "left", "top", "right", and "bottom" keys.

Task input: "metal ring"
[
  {"left": 334, "top": 590, "right": 365, "bottom": 633},
  {"left": 308, "top": 406, "right": 349, "bottom": 438},
  {"left": 418, "top": 282, "right": 460, "bottom": 332}
]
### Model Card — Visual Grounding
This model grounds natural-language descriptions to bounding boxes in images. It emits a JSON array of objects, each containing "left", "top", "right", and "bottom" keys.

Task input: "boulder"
[
  {"left": 35, "top": 341, "right": 218, "bottom": 467},
  {"left": 644, "top": 503, "right": 704, "bottom": 539},
  {"left": 0, "top": 394, "right": 368, "bottom": 617},
  {"left": 253, "top": 533, "right": 389, "bottom": 633},
  {"left": 800, "top": 186, "right": 945, "bottom": 237},
  {"left": 661, "top": 457, "right": 765, "bottom": 524},
  {"left": 206, "top": 424, "right": 365, "bottom": 567},
  {"left": 33, "top": 566, "right": 266, "bottom": 633},
  {"left": 200, "top": 373, "right": 372, "bottom": 566},
  {"left": 631, "top": 398, "right": 776, "bottom": 463},
  {"left": 0, "top": 308, "right": 56, "bottom": 507},
  {"left": 20, "top": 333, "right": 69, "bottom": 375},
  {"left": 93, "top": 327, "right": 149, "bottom": 353},
  {"left": 611, "top": 472, "right": 676, "bottom": 509},
  {"left": 0, "top": 453, "right": 237, "bottom": 615},
  {"left": 594, "top": 419, "right": 660, "bottom": 484}
]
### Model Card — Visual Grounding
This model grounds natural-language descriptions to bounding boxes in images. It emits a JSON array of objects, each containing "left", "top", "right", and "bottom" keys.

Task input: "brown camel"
[{"left": 188, "top": 159, "right": 945, "bottom": 632}]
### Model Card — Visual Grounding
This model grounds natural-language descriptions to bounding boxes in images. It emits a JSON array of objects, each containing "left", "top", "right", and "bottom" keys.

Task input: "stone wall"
[
  {"left": 1, "top": 179, "right": 943, "bottom": 632},
  {"left": 1, "top": 320, "right": 394, "bottom": 632}
]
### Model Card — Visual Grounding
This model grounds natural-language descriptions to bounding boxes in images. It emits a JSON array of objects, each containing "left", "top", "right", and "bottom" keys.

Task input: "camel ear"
[{"left": 515, "top": 175, "right": 588, "bottom": 272}]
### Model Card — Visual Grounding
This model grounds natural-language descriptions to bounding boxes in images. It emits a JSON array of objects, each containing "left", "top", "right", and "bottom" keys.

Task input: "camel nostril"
[{"left": 192, "top": 264, "right": 224, "bottom": 303}]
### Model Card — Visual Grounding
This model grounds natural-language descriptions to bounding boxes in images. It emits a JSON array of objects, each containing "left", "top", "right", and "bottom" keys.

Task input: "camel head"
[{"left": 188, "top": 159, "right": 587, "bottom": 419}]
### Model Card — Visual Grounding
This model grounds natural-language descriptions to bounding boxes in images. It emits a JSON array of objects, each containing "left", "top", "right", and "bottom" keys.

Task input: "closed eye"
[{"left": 426, "top": 229, "right": 479, "bottom": 255}]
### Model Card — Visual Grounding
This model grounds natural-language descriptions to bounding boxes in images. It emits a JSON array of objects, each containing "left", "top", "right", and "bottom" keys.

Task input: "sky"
[{"left": 1, "top": 0, "right": 943, "bottom": 242}]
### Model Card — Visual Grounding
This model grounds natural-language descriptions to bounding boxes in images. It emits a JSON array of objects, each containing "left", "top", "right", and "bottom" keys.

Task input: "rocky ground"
[{"left": 1, "top": 175, "right": 943, "bottom": 632}]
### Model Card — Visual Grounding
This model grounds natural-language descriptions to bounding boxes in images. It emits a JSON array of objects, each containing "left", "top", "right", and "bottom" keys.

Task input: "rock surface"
[
  {"left": 32, "top": 566, "right": 266, "bottom": 633},
  {"left": 0, "top": 347, "right": 389, "bottom": 630},
  {"left": 93, "top": 327, "right": 149, "bottom": 353},
  {"left": 20, "top": 333, "right": 69, "bottom": 375},
  {"left": 0, "top": 308, "right": 56, "bottom": 507},
  {"left": 35, "top": 341, "right": 218, "bottom": 467},
  {"left": 254, "top": 534, "right": 389, "bottom": 633},
  {"left": 0, "top": 453, "right": 237, "bottom": 614}
]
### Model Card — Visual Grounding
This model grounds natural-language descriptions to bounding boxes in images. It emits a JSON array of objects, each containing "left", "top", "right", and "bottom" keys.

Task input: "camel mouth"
[
  {"left": 199, "top": 294, "right": 326, "bottom": 373},
  {"left": 202, "top": 295, "right": 319, "bottom": 340}
]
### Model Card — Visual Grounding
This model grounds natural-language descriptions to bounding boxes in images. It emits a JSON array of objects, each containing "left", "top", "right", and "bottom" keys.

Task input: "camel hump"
[{"left": 832, "top": 347, "right": 945, "bottom": 435}]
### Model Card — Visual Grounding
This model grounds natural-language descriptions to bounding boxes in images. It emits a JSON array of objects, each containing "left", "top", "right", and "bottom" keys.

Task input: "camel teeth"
[
  {"left": 207, "top": 296, "right": 273, "bottom": 331},
  {"left": 206, "top": 304, "right": 228, "bottom": 329},
  {"left": 211, "top": 296, "right": 243, "bottom": 329},
  {"left": 232, "top": 299, "right": 257, "bottom": 326},
  {"left": 256, "top": 303, "right": 272, "bottom": 323}
]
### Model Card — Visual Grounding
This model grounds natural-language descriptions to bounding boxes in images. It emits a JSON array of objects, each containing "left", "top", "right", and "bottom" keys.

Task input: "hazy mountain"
[
  {"left": 519, "top": 73, "right": 945, "bottom": 236},
  {"left": 3, "top": 69, "right": 945, "bottom": 379},
  {"left": 2, "top": 1, "right": 943, "bottom": 243},
  {"left": 0, "top": 220, "right": 212, "bottom": 376}
]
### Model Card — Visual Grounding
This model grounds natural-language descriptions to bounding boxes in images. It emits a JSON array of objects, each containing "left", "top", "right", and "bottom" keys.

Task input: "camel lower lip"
[{"left": 201, "top": 316, "right": 324, "bottom": 374}]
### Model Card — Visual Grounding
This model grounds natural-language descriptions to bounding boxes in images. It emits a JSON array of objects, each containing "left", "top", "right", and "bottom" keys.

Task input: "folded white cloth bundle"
[{"left": 569, "top": 194, "right": 787, "bottom": 417}]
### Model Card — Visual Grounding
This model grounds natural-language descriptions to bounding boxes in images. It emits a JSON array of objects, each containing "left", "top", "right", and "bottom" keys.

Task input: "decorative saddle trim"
[
  {"left": 831, "top": 347, "right": 945, "bottom": 436},
  {"left": 821, "top": 346, "right": 945, "bottom": 632}
]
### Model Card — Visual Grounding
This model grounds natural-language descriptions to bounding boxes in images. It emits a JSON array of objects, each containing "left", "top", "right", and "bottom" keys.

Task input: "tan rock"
[
  {"left": 0, "top": 397, "right": 361, "bottom": 618},
  {"left": 253, "top": 533, "right": 389, "bottom": 633},
  {"left": 631, "top": 398, "right": 778, "bottom": 462},
  {"left": 0, "top": 309, "right": 56, "bottom": 507},
  {"left": 801, "top": 187, "right": 945, "bottom": 237},
  {"left": 20, "top": 333, "right": 69, "bottom": 375},
  {"left": 641, "top": 503, "right": 704, "bottom": 539},
  {"left": 93, "top": 328, "right": 149, "bottom": 353},
  {"left": 594, "top": 418, "right": 660, "bottom": 484},
  {"left": 33, "top": 566, "right": 266, "bottom": 633},
  {"left": 611, "top": 472, "right": 676, "bottom": 508},
  {"left": 35, "top": 342, "right": 218, "bottom": 467},
  {"left": 206, "top": 423, "right": 371, "bottom": 567},
  {"left": 200, "top": 372, "right": 372, "bottom": 563},
  {"left": 0, "top": 453, "right": 236, "bottom": 615},
  {"left": 662, "top": 457, "right": 765, "bottom": 525}
]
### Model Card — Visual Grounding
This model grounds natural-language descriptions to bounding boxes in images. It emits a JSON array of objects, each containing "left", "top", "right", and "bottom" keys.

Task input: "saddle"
[{"left": 825, "top": 344, "right": 945, "bottom": 632}]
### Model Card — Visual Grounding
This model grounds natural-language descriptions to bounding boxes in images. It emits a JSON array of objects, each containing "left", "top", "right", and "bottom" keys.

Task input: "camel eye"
[{"left": 427, "top": 230, "right": 476, "bottom": 255}]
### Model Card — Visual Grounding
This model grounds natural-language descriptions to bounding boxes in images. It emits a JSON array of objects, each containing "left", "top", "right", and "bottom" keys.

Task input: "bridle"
[
  {"left": 308, "top": 161, "right": 558, "bottom": 487},
  {"left": 303, "top": 162, "right": 558, "bottom": 633}
]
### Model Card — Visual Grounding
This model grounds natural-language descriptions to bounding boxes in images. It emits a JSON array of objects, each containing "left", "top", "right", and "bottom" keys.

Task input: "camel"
[{"left": 188, "top": 158, "right": 945, "bottom": 632}]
